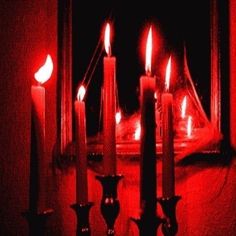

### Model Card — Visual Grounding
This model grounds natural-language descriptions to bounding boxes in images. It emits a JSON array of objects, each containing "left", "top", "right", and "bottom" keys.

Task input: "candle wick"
[
  {"left": 146, "top": 70, "right": 152, "bottom": 77},
  {"left": 108, "top": 45, "right": 112, "bottom": 57}
]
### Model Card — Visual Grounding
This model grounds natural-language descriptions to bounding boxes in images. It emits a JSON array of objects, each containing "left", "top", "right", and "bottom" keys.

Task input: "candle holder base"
[
  {"left": 71, "top": 202, "right": 94, "bottom": 236},
  {"left": 157, "top": 195, "right": 181, "bottom": 236},
  {"left": 22, "top": 209, "right": 54, "bottom": 236},
  {"left": 96, "top": 174, "right": 124, "bottom": 235},
  {"left": 131, "top": 214, "right": 164, "bottom": 236}
]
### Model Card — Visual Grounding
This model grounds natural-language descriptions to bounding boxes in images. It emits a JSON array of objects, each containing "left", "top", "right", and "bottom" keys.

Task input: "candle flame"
[
  {"left": 154, "top": 92, "right": 157, "bottom": 99},
  {"left": 115, "top": 111, "right": 121, "bottom": 124},
  {"left": 145, "top": 27, "right": 152, "bottom": 75},
  {"left": 34, "top": 54, "right": 53, "bottom": 84},
  {"left": 181, "top": 96, "right": 187, "bottom": 119},
  {"left": 187, "top": 116, "right": 192, "bottom": 137},
  {"left": 134, "top": 122, "right": 141, "bottom": 140},
  {"left": 104, "top": 23, "right": 111, "bottom": 56},
  {"left": 165, "top": 56, "right": 171, "bottom": 91},
  {"left": 77, "top": 85, "right": 86, "bottom": 101}
]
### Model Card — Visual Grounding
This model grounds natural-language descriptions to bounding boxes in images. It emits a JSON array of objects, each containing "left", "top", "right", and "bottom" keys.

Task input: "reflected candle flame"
[
  {"left": 115, "top": 111, "right": 121, "bottom": 124},
  {"left": 165, "top": 56, "right": 171, "bottom": 92},
  {"left": 134, "top": 122, "right": 141, "bottom": 140},
  {"left": 181, "top": 96, "right": 187, "bottom": 119},
  {"left": 77, "top": 85, "right": 86, "bottom": 101},
  {"left": 187, "top": 115, "right": 192, "bottom": 137}
]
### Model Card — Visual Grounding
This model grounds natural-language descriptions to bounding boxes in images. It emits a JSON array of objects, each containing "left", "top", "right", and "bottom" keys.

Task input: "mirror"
[{"left": 57, "top": 0, "right": 225, "bottom": 157}]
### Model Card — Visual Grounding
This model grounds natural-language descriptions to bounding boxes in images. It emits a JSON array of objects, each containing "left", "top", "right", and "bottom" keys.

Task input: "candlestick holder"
[
  {"left": 131, "top": 213, "right": 164, "bottom": 236},
  {"left": 22, "top": 209, "right": 54, "bottom": 236},
  {"left": 71, "top": 202, "right": 94, "bottom": 236},
  {"left": 95, "top": 174, "right": 124, "bottom": 235},
  {"left": 157, "top": 195, "right": 181, "bottom": 236}
]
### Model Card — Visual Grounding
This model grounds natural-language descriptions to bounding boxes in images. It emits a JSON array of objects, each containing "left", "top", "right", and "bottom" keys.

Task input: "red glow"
[
  {"left": 145, "top": 27, "right": 152, "bottom": 75},
  {"left": 134, "top": 122, "right": 141, "bottom": 140},
  {"left": 104, "top": 23, "right": 111, "bottom": 56},
  {"left": 77, "top": 85, "right": 86, "bottom": 101},
  {"left": 165, "top": 56, "right": 171, "bottom": 91},
  {"left": 34, "top": 54, "right": 53, "bottom": 84},
  {"left": 116, "top": 111, "right": 121, "bottom": 124},
  {"left": 181, "top": 96, "right": 187, "bottom": 119},
  {"left": 187, "top": 115, "right": 192, "bottom": 137}
]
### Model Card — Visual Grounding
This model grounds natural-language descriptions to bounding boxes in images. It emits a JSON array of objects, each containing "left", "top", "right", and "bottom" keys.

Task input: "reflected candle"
[
  {"left": 161, "top": 56, "right": 175, "bottom": 198},
  {"left": 74, "top": 85, "right": 88, "bottom": 203}
]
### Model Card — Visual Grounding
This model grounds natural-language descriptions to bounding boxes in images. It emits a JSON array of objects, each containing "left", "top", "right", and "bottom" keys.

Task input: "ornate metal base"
[
  {"left": 22, "top": 209, "right": 54, "bottom": 236},
  {"left": 157, "top": 195, "right": 181, "bottom": 236},
  {"left": 71, "top": 202, "right": 94, "bottom": 236},
  {"left": 96, "top": 174, "right": 124, "bottom": 235},
  {"left": 131, "top": 214, "right": 163, "bottom": 236}
]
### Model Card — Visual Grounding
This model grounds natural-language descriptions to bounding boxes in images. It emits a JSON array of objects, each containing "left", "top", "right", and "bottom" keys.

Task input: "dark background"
[{"left": 72, "top": 0, "right": 210, "bottom": 135}]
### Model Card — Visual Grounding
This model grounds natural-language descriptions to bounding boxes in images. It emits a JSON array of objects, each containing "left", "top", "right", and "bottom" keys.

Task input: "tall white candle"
[
  {"left": 162, "top": 56, "right": 175, "bottom": 198},
  {"left": 31, "top": 55, "right": 53, "bottom": 212},
  {"left": 74, "top": 85, "right": 88, "bottom": 203},
  {"left": 103, "top": 23, "right": 116, "bottom": 175}
]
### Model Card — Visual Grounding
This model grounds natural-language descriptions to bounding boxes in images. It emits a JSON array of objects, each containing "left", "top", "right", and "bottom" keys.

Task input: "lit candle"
[
  {"left": 161, "top": 56, "right": 175, "bottom": 198},
  {"left": 74, "top": 85, "right": 88, "bottom": 203},
  {"left": 103, "top": 23, "right": 116, "bottom": 175},
  {"left": 140, "top": 27, "right": 156, "bottom": 213},
  {"left": 31, "top": 54, "right": 53, "bottom": 212}
]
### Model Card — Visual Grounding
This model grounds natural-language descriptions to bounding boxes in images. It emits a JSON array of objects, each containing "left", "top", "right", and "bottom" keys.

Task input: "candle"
[
  {"left": 161, "top": 56, "right": 175, "bottom": 198},
  {"left": 31, "top": 54, "right": 53, "bottom": 212},
  {"left": 103, "top": 23, "right": 116, "bottom": 175},
  {"left": 140, "top": 27, "right": 156, "bottom": 213},
  {"left": 74, "top": 85, "right": 88, "bottom": 203}
]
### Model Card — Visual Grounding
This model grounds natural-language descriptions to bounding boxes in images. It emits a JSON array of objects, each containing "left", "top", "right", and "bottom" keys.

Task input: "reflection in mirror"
[{"left": 57, "top": 0, "right": 224, "bottom": 159}]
